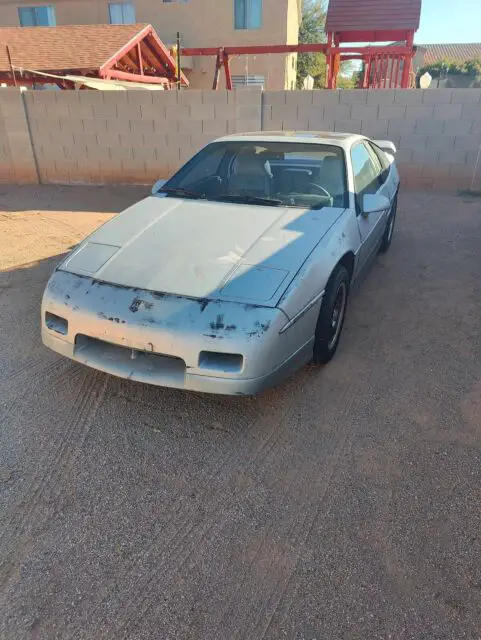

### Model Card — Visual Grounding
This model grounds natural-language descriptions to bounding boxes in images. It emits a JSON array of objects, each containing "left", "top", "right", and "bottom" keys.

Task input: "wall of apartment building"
[
  {"left": 1, "top": 87, "right": 480, "bottom": 190},
  {"left": 0, "top": 0, "right": 300, "bottom": 90}
]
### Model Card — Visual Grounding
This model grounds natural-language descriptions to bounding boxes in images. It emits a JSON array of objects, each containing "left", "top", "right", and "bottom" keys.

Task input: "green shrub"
[{"left": 418, "top": 58, "right": 481, "bottom": 78}]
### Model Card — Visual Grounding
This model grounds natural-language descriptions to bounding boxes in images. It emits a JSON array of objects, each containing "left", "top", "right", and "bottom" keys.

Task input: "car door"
[{"left": 351, "top": 141, "right": 390, "bottom": 272}]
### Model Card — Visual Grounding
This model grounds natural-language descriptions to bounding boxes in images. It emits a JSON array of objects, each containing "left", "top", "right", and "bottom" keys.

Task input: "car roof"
[{"left": 214, "top": 131, "right": 366, "bottom": 149}]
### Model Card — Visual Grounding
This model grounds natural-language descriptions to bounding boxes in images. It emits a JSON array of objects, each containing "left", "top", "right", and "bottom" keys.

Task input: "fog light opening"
[
  {"left": 198, "top": 351, "right": 243, "bottom": 373},
  {"left": 45, "top": 312, "right": 68, "bottom": 336}
]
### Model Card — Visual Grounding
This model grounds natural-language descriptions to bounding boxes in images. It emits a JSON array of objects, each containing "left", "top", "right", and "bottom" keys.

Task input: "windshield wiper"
[
  {"left": 214, "top": 195, "right": 284, "bottom": 207},
  {"left": 160, "top": 187, "right": 205, "bottom": 199}
]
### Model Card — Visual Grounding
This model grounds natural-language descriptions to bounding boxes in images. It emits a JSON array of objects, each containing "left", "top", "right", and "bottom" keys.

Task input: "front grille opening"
[
  {"left": 198, "top": 351, "right": 243, "bottom": 373},
  {"left": 45, "top": 312, "right": 68, "bottom": 335},
  {"left": 74, "top": 334, "right": 185, "bottom": 371}
]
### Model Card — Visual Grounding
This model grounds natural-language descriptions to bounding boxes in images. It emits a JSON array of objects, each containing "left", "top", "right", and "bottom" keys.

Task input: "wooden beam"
[
  {"left": 142, "top": 40, "right": 167, "bottom": 71},
  {"left": 182, "top": 44, "right": 411, "bottom": 57},
  {"left": 137, "top": 42, "right": 144, "bottom": 75},
  {"left": 138, "top": 42, "right": 159, "bottom": 71},
  {"left": 104, "top": 69, "right": 170, "bottom": 84}
]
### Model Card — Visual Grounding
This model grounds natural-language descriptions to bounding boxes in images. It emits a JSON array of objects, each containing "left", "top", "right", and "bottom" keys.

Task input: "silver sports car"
[{"left": 42, "top": 132, "right": 399, "bottom": 395}]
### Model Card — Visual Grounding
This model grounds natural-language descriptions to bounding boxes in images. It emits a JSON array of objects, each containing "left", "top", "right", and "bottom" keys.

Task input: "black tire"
[
  {"left": 379, "top": 195, "right": 397, "bottom": 253},
  {"left": 312, "top": 265, "right": 350, "bottom": 365}
]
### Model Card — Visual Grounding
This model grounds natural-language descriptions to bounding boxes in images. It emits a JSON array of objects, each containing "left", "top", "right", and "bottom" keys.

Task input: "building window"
[
  {"left": 18, "top": 6, "right": 56, "bottom": 26},
  {"left": 232, "top": 74, "right": 265, "bottom": 89},
  {"left": 109, "top": 2, "right": 135, "bottom": 24},
  {"left": 234, "top": 0, "right": 262, "bottom": 29}
]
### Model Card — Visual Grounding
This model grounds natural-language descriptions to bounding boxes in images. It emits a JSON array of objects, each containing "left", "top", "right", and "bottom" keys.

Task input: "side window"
[
  {"left": 351, "top": 142, "right": 382, "bottom": 203},
  {"left": 368, "top": 142, "right": 391, "bottom": 183}
]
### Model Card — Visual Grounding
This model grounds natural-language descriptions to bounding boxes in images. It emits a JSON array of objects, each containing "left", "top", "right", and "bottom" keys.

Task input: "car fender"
[{"left": 276, "top": 209, "right": 361, "bottom": 339}]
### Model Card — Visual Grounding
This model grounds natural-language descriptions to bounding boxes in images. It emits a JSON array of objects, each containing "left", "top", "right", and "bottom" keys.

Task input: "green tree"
[
  {"left": 296, "top": 0, "right": 327, "bottom": 89},
  {"left": 336, "top": 60, "right": 359, "bottom": 88}
]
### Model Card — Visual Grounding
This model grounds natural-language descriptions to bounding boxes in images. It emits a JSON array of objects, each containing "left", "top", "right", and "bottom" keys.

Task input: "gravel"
[{"left": 1, "top": 185, "right": 481, "bottom": 640}]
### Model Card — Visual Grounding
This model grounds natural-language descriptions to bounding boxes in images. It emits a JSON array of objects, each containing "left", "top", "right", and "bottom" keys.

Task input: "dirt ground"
[{"left": 1, "top": 184, "right": 481, "bottom": 640}]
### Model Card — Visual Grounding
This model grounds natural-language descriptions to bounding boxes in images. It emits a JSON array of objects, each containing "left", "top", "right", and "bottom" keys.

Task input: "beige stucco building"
[{"left": 0, "top": 0, "right": 301, "bottom": 89}]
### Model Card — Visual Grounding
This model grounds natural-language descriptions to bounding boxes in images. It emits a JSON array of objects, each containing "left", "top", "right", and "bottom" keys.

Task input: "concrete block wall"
[
  {"left": 22, "top": 88, "right": 262, "bottom": 184},
  {"left": 0, "top": 89, "right": 38, "bottom": 184},
  {"left": 263, "top": 88, "right": 481, "bottom": 190},
  {"left": 1, "top": 86, "right": 480, "bottom": 189}
]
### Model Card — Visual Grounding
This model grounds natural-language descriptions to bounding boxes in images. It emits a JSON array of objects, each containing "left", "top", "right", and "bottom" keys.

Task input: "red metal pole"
[
  {"left": 212, "top": 50, "right": 222, "bottom": 90},
  {"left": 332, "top": 33, "right": 340, "bottom": 90},
  {"left": 371, "top": 55, "right": 377, "bottom": 88},
  {"left": 401, "top": 30, "right": 414, "bottom": 88},
  {"left": 393, "top": 54, "right": 400, "bottom": 88},
  {"left": 382, "top": 54, "right": 388, "bottom": 88},
  {"left": 223, "top": 52, "right": 233, "bottom": 90},
  {"left": 376, "top": 55, "right": 383, "bottom": 88},
  {"left": 376, "top": 55, "right": 382, "bottom": 88}
]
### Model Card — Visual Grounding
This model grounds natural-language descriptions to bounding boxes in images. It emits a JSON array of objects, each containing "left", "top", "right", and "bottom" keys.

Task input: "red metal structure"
[
  {"left": 325, "top": 0, "right": 422, "bottom": 88},
  {"left": 0, "top": 24, "right": 188, "bottom": 88},
  {"left": 182, "top": 0, "right": 421, "bottom": 90}
]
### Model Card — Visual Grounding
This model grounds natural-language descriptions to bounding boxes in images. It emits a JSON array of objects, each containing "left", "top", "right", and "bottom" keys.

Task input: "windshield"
[{"left": 159, "top": 141, "right": 348, "bottom": 209}]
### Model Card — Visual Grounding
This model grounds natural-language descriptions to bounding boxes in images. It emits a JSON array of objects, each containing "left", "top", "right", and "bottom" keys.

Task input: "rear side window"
[
  {"left": 368, "top": 142, "right": 391, "bottom": 182},
  {"left": 351, "top": 142, "right": 382, "bottom": 197}
]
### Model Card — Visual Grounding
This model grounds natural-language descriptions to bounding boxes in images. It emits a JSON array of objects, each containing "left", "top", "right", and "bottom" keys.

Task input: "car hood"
[{"left": 60, "top": 196, "right": 345, "bottom": 306}]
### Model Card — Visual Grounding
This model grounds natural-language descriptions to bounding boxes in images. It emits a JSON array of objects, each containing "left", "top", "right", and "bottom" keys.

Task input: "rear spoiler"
[{"left": 372, "top": 140, "right": 397, "bottom": 156}]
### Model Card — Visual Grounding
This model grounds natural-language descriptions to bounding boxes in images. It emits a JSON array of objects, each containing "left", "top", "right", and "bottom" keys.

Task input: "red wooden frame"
[{"left": 182, "top": 40, "right": 416, "bottom": 90}]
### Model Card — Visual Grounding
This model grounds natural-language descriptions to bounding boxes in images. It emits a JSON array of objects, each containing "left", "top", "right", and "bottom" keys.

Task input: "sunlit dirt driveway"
[{"left": 1, "top": 185, "right": 481, "bottom": 640}]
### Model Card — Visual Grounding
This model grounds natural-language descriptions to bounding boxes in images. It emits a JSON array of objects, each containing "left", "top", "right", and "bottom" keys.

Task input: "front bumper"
[{"left": 41, "top": 270, "right": 311, "bottom": 395}]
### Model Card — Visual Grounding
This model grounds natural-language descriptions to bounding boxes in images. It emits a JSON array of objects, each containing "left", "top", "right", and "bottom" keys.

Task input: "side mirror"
[
  {"left": 151, "top": 179, "right": 167, "bottom": 195},
  {"left": 362, "top": 194, "right": 390, "bottom": 217}
]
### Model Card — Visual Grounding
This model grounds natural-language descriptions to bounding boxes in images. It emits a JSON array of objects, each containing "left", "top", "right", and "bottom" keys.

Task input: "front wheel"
[
  {"left": 312, "top": 265, "right": 350, "bottom": 365},
  {"left": 379, "top": 195, "right": 397, "bottom": 253}
]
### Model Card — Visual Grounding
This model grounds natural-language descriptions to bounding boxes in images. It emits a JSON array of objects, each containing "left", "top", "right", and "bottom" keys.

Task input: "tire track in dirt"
[
  {"left": 0, "top": 369, "right": 107, "bottom": 583},
  {"left": 208, "top": 371, "right": 359, "bottom": 640},
  {"left": 253, "top": 339, "right": 384, "bottom": 639},
  {"left": 88, "top": 381, "right": 304, "bottom": 638},
  {"left": 0, "top": 359, "right": 83, "bottom": 464},
  {"left": 119, "top": 371, "right": 354, "bottom": 640},
  {"left": 118, "top": 278, "right": 384, "bottom": 639},
  {"left": 0, "top": 356, "right": 72, "bottom": 390}
]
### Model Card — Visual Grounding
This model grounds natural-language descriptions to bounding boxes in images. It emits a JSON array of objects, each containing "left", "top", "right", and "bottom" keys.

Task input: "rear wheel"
[
  {"left": 379, "top": 195, "right": 397, "bottom": 253},
  {"left": 312, "top": 265, "right": 350, "bottom": 365}
]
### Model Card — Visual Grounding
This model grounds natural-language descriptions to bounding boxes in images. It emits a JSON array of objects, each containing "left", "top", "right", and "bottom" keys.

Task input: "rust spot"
[
  {"left": 199, "top": 299, "right": 210, "bottom": 313},
  {"left": 210, "top": 314, "right": 225, "bottom": 331},
  {"left": 129, "top": 297, "right": 153, "bottom": 313},
  {"left": 247, "top": 320, "right": 271, "bottom": 338}
]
